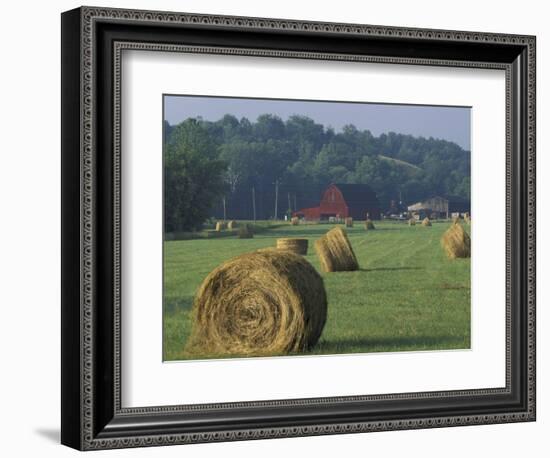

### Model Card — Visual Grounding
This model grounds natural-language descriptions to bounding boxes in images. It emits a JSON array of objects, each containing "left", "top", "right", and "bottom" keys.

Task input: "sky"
[{"left": 164, "top": 95, "right": 471, "bottom": 150}]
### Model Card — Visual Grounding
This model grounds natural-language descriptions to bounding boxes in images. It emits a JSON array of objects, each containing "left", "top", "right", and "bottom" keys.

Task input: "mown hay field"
[{"left": 163, "top": 220, "right": 471, "bottom": 360}]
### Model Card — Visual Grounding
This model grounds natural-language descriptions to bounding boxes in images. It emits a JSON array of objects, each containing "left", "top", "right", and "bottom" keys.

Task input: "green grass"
[
  {"left": 165, "top": 220, "right": 288, "bottom": 241},
  {"left": 163, "top": 220, "right": 471, "bottom": 360}
]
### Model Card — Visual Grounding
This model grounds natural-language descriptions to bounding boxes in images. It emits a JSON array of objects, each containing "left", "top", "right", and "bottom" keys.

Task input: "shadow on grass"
[
  {"left": 441, "top": 282, "right": 470, "bottom": 290},
  {"left": 315, "top": 334, "right": 469, "bottom": 353},
  {"left": 164, "top": 296, "right": 194, "bottom": 314},
  {"left": 359, "top": 266, "right": 422, "bottom": 273},
  {"left": 168, "top": 334, "right": 470, "bottom": 361}
]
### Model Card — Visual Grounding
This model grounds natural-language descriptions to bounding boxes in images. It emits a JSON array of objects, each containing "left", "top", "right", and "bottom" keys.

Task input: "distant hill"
[{"left": 164, "top": 114, "right": 470, "bottom": 230}]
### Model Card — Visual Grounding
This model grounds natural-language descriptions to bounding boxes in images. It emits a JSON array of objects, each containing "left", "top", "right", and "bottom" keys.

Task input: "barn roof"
[
  {"left": 327, "top": 184, "right": 380, "bottom": 214},
  {"left": 407, "top": 195, "right": 470, "bottom": 211},
  {"left": 445, "top": 195, "right": 470, "bottom": 204},
  {"left": 409, "top": 195, "right": 470, "bottom": 206}
]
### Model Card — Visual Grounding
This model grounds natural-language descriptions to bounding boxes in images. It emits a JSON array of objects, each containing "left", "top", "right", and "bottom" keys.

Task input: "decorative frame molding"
[{"left": 61, "top": 6, "right": 536, "bottom": 450}]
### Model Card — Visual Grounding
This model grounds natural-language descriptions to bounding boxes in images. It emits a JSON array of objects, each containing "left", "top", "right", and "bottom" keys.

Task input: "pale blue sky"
[{"left": 164, "top": 95, "right": 471, "bottom": 150}]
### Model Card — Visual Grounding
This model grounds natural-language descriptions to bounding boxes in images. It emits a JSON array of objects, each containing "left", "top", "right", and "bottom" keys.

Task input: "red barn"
[{"left": 294, "top": 183, "right": 381, "bottom": 221}]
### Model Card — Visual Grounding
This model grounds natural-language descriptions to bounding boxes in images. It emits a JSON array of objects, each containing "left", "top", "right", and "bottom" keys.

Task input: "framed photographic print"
[{"left": 61, "top": 6, "right": 536, "bottom": 450}]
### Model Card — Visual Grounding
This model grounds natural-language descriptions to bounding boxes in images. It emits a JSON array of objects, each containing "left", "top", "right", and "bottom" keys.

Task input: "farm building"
[
  {"left": 407, "top": 196, "right": 470, "bottom": 219},
  {"left": 385, "top": 199, "right": 408, "bottom": 218},
  {"left": 294, "top": 183, "right": 381, "bottom": 221}
]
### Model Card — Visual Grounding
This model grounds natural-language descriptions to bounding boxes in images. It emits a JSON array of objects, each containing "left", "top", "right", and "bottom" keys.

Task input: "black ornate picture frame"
[{"left": 61, "top": 6, "right": 536, "bottom": 450}]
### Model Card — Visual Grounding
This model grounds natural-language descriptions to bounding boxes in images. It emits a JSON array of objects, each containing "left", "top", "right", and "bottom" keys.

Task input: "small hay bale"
[
  {"left": 345, "top": 217, "right": 353, "bottom": 227},
  {"left": 227, "top": 220, "right": 237, "bottom": 230},
  {"left": 185, "top": 250, "right": 327, "bottom": 357},
  {"left": 314, "top": 226, "right": 359, "bottom": 272},
  {"left": 408, "top": 218, "right": 416, "bottom": 226},
  {"left": 237, "top": 224, "right": 254, "bottom": 239},
  {"left": 291, "top": 216, "right": 299, "bottom": 226},
  {"left": 365, "top": 219, "right": 375, "bottom": 230},
  {"left": 441, "top": 222, "right": 471, "bottom": 259},
  {"left": 422, "top": 217, "right": 432, "bottom": 227},
  {"left": 215, "top": 221, "right": 226, "bottom": 232},
  {"left": 276, "top": 238, "right": 308, "bottom": 255}
]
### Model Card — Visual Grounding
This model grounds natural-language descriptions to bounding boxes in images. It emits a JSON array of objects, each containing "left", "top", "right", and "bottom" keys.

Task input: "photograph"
[{"left": 162, "top": 95, "right": 472, "bottom": 361}]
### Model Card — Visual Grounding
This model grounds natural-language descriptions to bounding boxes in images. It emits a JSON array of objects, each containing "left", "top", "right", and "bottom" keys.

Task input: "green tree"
[
  {"left": 164, "top": 119, "right": 226, "bottom": 232},
  {"left": 163, "top": 114, "right": 471, "bottom": 221}
]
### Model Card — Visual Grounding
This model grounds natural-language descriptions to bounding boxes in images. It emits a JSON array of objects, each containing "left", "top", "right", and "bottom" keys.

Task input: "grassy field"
[{"left": 163, "top": 220, "right": 471, "bottom": 360}]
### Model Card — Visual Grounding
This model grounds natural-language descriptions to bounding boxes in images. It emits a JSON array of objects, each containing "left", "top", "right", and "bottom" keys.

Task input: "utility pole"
[
  {"left": 287, "top": 192, "right": 292, "bottom": 213},
  {"left": 274, "top": 179, "right": 279, "bottom": 220},
  {"left": 294, "top": 194, "right": 297, "bottom": 212},
  {"left": 252, "top": 186, "right": 256, "bottom": 222},
  {"left": 222, "top": 196, "right": 226, "bottom": 221}
]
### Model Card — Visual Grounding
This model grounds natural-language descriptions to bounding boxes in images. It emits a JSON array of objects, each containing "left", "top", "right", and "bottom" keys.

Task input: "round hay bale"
[
  {"left": 215, "top": 221, "right": 226, "bottom": 232},
  {"left": 256, "top": 247, "right": 276, "bottom": 253},
  {"left": 365, "top": 219, "right": 375, "bottom": 230},
  {"left": 238, "top": 224, "right": 254, "bottom": 239},
  {"left": 345, "top": 217, "right": 353, "bottom": 227},
  {"left": 314, "top": 226, "right": 359, "bottom": 272},
  {"left": 422, "top": 217, "right": 432, "bottom": 227},
  {"left": 186, "top": 250, "right": 327, "bottom": 357},
  {"left": 441, "top": 222, "right": 471, "bottom": 259},
  {"left": 276, "top": 238, "right": 308, "bottom": 255},
  {"left": 227, "top": 220, "right": 237, "bottom": 230},
  {"left": 290, "top": 216, "right": 299, "bottom": 226},
  {"left": 408, "top": 218, "right": 416, "bottom": 226}
]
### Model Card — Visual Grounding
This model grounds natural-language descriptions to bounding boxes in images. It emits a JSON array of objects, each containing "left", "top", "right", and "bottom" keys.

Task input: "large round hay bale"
[
  {"left": 227, "top": 220, "right": 237, "bottom": 230},
  {"left": 256, "top": 247, "right": 275, "bottom": 253},
  {"left": 365, "top": 219, "right": 375, "bottom": 230},
  {"left": 314, "top": 226, "right": 359, "bottom": 272},
  {"left": 441, "top": 222, "right": 471, "bottom": 259},
  {"left": 422, "top": 217, "right": 432, "bottom": 227},
  {"left": 186, "top": 250, "right": 327, "bottom": 357},
  {"left": 276, "top": 238, "right": 308, "bottom": 255},
  {"left": 290, "top": 216, "right": 299, "bottom": 226},
  {"left": 452, "top": 216, "right": 460, "bottom": 224},
  {"left": 238, "top": 224, "right": 254, "bottom": 239},
  {"left": 345, "top": 217, "right": 353, "bottom": 227},
  {"left": 408, "top": 218, "right": 416, "bottom": 226},
  {"left": 215, "top": 221, "right": 226, "bottom": 232}
]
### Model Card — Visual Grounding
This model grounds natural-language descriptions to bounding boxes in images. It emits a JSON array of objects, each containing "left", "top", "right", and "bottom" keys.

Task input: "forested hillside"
[{"left": 164, "top": 114, "right": 470, "bottom": 232}]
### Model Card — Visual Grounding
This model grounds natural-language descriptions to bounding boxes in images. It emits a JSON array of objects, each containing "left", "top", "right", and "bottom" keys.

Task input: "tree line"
[{"left": 164, "top": 114, "right": 470, "bottom": 232}]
